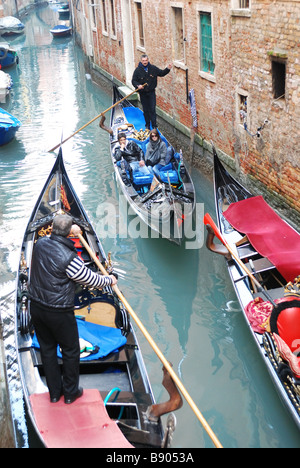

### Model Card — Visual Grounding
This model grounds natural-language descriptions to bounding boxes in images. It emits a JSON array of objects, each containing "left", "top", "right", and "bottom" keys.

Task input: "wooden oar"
[
  {"left": 78, "top": 233, "right": 223, "bottom": 449},
  {"left": 203, "top": 213, "right": 277, "bottom": 306},
  {"left": 48, "top": 85, "right": 146, "bottom": 153}
]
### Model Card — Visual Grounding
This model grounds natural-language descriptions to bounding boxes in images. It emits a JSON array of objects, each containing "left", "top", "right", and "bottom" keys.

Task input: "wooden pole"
[
  {"left": 78, "top": 233, "right": 223, "bottom": 449},
  {"left": 48, "top": 85, "right": 145, "bottom": 153}
]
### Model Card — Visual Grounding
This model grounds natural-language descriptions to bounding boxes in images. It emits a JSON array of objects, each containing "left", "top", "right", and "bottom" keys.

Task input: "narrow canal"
[{"left": 0, "top": 4, "right": 299, "bottom": 448}]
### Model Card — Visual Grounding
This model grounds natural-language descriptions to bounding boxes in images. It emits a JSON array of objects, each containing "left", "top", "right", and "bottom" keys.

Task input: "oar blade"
[{"left": 203, "top": 213, "right": 224, "bottom": 244}]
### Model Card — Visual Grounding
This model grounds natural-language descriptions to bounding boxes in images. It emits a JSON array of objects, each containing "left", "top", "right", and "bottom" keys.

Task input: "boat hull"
[
  {"left": 0, "top": 108, "right": 21, "bottom": 145},
  {"left": 50, "top": 25, "right": 72, "bottom": 37},
  {"left": 15, "top": 150, "right": 165, "bottom": 448},
  {"left": 212, "top": 148, "right": 300, "bottom": 430},
  {"left": 109, "top": 86, "right": 196, "bottom": 245},
  {"left": 0, "top": 47, "right": 18, "bottom": 69}
]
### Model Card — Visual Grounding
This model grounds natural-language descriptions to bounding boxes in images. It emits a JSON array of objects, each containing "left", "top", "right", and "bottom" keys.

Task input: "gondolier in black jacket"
[
  {"left": 28, "top": 214, "right": 117, "bottom": 404},
  {"left": 132, "top": 54, "right": 172, "bottom": 130}
]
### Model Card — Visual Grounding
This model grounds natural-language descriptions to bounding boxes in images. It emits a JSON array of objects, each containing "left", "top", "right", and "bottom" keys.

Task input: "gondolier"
[
  {"left": 28, "top": 214, "right": 117, "bottom": 405},
  {"left": 132, "top": 54, "right": 172, "bottom": 129},
  {"left": 17, "top": 150, "right": 183, "bottom": 448}
]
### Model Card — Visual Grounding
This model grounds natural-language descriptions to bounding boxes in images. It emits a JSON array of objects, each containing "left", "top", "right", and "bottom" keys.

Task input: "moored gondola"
[
  {"left": 205, "top": 146, "right": 300, "bottom": 430},
  {"left": 15, "top": 149, "right": 178, "bottom": 448},
  {"left": 105, "top": 86, "right": 196, "bottom": 245}
]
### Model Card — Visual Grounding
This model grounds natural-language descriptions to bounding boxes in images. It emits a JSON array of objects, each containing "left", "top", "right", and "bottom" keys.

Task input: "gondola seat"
[
  {"left": 159, "top": 164, "right": 179, "bottom": 184},
  {"left": 270, "top": 296, "right": 300, "bottom": 378},
  {"left": 132, "top": 172, "right": 153, "bottom": 185}
]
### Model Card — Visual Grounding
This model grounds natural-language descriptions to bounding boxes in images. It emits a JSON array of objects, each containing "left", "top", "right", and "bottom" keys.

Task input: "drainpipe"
[{"left": 14, "top": 0, "right": 19, "bottom": 17}]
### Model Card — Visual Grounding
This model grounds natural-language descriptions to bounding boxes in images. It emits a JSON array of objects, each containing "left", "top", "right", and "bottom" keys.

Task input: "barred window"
[{"left": 136, "top": 2, "right": 144, "bottom": 48}]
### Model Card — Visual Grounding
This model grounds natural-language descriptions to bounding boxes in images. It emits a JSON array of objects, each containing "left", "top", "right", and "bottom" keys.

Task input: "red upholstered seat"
[
  {"left": 270, "top": 296, "right": 300, "bottom": 378},
  {"left": 224, "top": 196, "right": 300, "bottom": 282},
  {"left": 271, "top": 296, "right": 300, "bottom": 354}
]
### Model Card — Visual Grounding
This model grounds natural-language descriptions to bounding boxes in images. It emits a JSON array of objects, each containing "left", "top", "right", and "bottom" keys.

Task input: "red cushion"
[{"left": 274, "top": 297, "right": 300, "bottom": 354}]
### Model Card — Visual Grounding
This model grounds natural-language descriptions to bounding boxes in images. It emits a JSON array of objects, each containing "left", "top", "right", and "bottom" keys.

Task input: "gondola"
[
  {"left": 206, "top": 146, "right": 300, "bottom": 430},
  {"left": 108, "top": 86, "right": 196, "bottom": 245},
  {"left": 15, "top": 149, "right": 177, "bottom": 448}
]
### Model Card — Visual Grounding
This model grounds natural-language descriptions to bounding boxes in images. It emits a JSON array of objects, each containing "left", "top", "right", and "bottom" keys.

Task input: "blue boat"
[
  {"left": 0, "top": 16, "right": 25, "bottom": 37},
  {"left": 50, "top": 24, "right": 72, "bottom": 37},
  {"left": 0, "top": 107, "right": 21, "bottom": 146},
  {"left": 0, "top": 43, "right": 19, "bottom": 68}
]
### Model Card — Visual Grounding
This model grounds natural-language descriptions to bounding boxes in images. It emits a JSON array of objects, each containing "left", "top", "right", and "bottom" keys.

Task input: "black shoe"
[
  {"left": 64, "top": 387, "right": 83, "bottom": 404},
  {"left": 50, "top": 390, "right": 63, "bottom": 403},
  {"left": 50, "top": 396, "right": 61, "bottom": 403}
]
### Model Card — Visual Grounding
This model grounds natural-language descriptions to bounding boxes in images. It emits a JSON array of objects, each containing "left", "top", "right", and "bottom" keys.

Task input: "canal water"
[{"left": 0, "top": 5, "right": 299, "bottom": 449}]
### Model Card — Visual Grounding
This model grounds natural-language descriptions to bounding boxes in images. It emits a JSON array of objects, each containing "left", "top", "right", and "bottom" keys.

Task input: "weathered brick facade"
[
  {"left": 0, "top": 0, "right": 38, "bottom": 17},
  {"left": 72, "top": 0, "right": 300, "bottom": 218}
]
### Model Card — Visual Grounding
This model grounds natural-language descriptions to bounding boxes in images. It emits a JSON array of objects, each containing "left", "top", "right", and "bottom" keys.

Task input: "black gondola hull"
[
  {"left": 15, "top": 150, "right": 165, "bottom": 447},
  {"left": 212, "top": 148, "right": 300, "bottom": 430},
  {"left": 109, "top": 86, "right": 196, "bottom": 245}
]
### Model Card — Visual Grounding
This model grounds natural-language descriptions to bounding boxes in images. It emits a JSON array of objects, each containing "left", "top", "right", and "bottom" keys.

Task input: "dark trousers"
[
  {"left": 140, "top": 90, "right": 157, "bottom": 129},
  {"left": 30, "top": 302, "right": 80, "bottom": 399}
]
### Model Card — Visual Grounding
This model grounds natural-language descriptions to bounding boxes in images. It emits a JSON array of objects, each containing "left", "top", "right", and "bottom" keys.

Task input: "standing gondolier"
[
  {"left": 28, "top": 214, "right": 117, "bottom": 405},
  {"left": 132, "top": 54, "right": 172, "bottom": 130}
]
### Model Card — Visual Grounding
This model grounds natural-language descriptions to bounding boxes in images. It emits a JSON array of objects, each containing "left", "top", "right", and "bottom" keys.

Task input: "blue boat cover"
[
  {"left": 0, "top": 107, "right": 21, "bottom": 127},
  {"left": 123, "top": 107, "right": 146, "bottom": 130},
  {"left": 32, "top": 318, "right": 127, "bottom": 361}
]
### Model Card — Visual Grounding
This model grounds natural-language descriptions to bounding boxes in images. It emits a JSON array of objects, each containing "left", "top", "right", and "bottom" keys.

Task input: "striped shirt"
[{"left": 66, "top": 256, "right": 113, "bottom": 289}]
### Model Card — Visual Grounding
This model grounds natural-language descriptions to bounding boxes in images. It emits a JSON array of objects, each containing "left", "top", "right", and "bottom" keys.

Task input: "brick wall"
[
  {"left": 72, "top": 0, "right": 300, "bottom": 217},
  {"left": 0, "top": 0, "right": 45, "bottom": 18}
]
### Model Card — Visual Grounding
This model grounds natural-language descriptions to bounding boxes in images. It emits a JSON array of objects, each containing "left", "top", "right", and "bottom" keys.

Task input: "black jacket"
[
  {"left": 28, "top": 234, "right": 78, "bottom": 310},
  {"left": 132, "top": 62, "right": 170, "bottom": 94},
  {"left": 114, "top": 140, "right": 144, "bottom": 164}
]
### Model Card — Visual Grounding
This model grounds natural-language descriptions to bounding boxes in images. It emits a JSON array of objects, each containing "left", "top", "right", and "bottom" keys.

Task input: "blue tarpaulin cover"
[{"left": 32, "top": 318, "right": 127, "bottom": 360}]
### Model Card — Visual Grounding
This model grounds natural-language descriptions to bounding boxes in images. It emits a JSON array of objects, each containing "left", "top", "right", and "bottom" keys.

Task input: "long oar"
[
  {"left": 48, "top": 85, "right": 146, "bottom": 153},
  {"left": 203, "top": 213, "right": 276, "bottom": 306},
  {"left": 78, "top": 233, "right": 223, "bottom": 449}
]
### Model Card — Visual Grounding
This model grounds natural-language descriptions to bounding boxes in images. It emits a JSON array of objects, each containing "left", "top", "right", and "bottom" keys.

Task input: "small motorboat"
[
  {"left": 50, "top": 24, "right": 72, "bottom": 37},
  {"left": 0, "top": 16, "right": 25, "bottom": 36},
  {"left": 57, "top": 3, "right": 70, "bottom": 15},
  {"left": 0, "top": 43, "right": 19, "bottom": 69},
  {"left": 0, "top": 70, "right": 13, "bottom": 103},
  {"left": 0, "top": 107, "right": 21, "bottom": 146}
]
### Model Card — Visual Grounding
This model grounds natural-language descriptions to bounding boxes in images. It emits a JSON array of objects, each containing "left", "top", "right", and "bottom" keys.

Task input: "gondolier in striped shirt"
[{"left": 29, "top": 214, "right": 117, "bottom": 405}]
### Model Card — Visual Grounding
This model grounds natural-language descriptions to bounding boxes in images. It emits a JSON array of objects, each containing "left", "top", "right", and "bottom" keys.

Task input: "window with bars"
[
  {"left": 239, "top": 0, "right": 250, "bottom": 7},
  {"left": 88, "top": 0, "right": 96, "bottom": 29},
  {"left": 136, "top": 2, "right": 144, "bottom": 48},
  {"left": 171, "top": 6, "right": 185, "bottom": 63},
  {"left": 200, "top": 12, "right": 215, "bottom": 75},
  {"left": 109, "top": 0, "right": 116, "bottom": 37},
  {"left": 101, "top": 0, "right": 108, "bottom": 33},
  {"left": 231, "top": 0, "right": 250, "bottom": 8}
]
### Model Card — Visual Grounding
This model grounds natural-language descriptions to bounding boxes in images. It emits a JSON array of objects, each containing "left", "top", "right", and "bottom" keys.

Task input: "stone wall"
[{"left": 0, "top": 0, "right": 43, "bottom": 18}]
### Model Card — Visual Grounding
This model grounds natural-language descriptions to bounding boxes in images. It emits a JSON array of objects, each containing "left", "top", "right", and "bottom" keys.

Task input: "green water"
[{"left": 0, "top": 4, "right": 299, "bottom": 448}]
